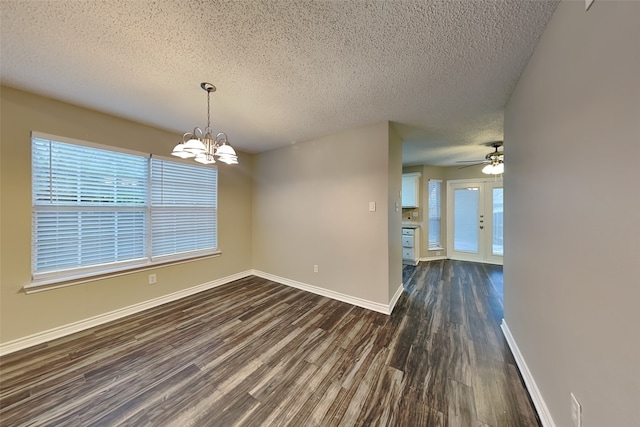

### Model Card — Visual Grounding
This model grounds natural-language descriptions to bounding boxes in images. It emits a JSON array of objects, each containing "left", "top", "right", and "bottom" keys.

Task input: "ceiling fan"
[{"left": 457, "top": 141, "right": 504, "bottom": 175}]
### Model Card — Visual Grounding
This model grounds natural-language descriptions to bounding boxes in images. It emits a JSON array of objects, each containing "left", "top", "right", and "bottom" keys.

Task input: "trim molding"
[
  {"left": 420, "top": 256, "right": 447, "bottom": 262},
  {"left": 501, "top": 320, "right": 556, "bottom": 427},
  {"left": 251, "top": 270, "right": 394, "bottom": 315},
  {"left": 447, "top": 254, "right": 503, "bottom": 266},
  {"left": 0, "top": 270, "right": 253, "bottom": 357},
  {"left": 389, "top": 283, "right": 404, "bottom": 313}
]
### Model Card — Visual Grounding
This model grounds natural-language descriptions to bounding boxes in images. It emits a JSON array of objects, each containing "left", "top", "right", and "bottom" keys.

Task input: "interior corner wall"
[
  {"left": 252, "top": 122, "right": 392, "bottom": 306},
  {"left": 503, "top": 2, "right": 640, "bottom": 426},
  {"left": 0, "top": 86, "right": 253, "bottom": 344},
  {"left": 387, "top": 124, "right": 402, "bottom": 299}
]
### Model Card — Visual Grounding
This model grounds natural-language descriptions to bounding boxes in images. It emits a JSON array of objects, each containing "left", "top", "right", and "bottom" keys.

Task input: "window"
[
  {"left": 428, "top": 180, "right": 442, "bottom": 249},
  {"left": 31, "top": 132, "right": 218, "bottom": 286},
  {"left": 150, "top": 157, "right": 217, "bottom": 261}
]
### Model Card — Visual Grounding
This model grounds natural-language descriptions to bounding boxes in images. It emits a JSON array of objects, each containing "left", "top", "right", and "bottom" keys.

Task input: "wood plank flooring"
[{"left": 0, "top": 260, "right": 540, "bottom": 426}]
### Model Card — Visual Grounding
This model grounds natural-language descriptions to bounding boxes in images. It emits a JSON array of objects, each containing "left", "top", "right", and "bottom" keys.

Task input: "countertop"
[{"left": 401, "top": 222, "right": 421, "bottom": 229}]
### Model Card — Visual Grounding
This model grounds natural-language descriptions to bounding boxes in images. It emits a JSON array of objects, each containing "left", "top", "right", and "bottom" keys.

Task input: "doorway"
[{"left": 447, "top": 179, "right": 503, "bottom": 264}]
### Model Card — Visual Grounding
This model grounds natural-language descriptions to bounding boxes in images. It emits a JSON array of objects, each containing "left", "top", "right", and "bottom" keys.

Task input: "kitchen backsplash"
[{"left": 402, "top": 207, "right": 420, "bottom": 222}]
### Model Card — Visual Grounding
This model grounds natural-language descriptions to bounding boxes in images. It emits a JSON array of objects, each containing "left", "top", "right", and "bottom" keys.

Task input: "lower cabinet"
[{"left": 402, "top": 227, "right": 420, "bottom": 265}]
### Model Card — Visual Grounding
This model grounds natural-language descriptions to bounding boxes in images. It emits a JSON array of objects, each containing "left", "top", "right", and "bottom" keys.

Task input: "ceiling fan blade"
[
  {"left": 456, "top": 159, "right": 485, "bottom": 163},
  {"left": 458, "top": 162, "right": 486, "bottom": 169}
]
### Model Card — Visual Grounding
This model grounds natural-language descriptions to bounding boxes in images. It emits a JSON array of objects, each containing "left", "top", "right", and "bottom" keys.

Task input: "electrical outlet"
[
  {"left": 436, "top": 251, "right": 441, "bottom": 256},
  {"left": 148, "top": 273, "right": 157, "bottom": 285},
  {"left": 571, "top": 393, "right": 582, "bottom": 427},
  {"left": 313, "top": 265, "right": 319, "bottom": 273}
]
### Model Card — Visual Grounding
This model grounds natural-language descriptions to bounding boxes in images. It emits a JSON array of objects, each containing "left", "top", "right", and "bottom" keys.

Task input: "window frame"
[{"left": 28, "top": 131, "right": 220, "bottom": 291}]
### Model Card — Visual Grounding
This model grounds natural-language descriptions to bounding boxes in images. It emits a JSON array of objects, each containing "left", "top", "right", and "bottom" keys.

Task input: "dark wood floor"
[{"left": 0, "top": 260, "right": 539, "bottom": 426}]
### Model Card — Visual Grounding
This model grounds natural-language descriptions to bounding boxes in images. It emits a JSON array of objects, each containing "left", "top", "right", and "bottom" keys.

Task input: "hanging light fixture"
[
  {"left": 481, "top": 143, "right": 504, "bottom": 175},
  {"left": 171, "top": 82, "right": 238, "bottom": 165}
]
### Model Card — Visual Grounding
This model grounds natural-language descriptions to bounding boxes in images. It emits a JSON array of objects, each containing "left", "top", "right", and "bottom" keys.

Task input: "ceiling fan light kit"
[
  {"left": 171, "top": 82, "right": 238, "bottom": 165},
  {"left": 482, "top": 142, "right": 504, "bottom": 175},
  {"left": 482, "top": 162, "right": 504, "bottom": 175}
]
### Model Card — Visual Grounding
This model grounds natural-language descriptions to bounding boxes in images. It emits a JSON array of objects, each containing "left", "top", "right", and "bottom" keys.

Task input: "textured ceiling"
[{"left": 0, "top": 0, "right": 558, "bottom": 165}]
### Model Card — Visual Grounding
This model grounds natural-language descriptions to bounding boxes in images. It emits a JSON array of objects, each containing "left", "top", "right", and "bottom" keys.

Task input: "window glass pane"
[
  {"left": 32, "top": 138, "right": 148, "bottom": 277},
  {"left": 150, "top": 158, "right": 217, "bottom": 259},
  {"left": 32, "top": 138, "right": 147, "bottom": 206},
  {"left": 428, "top": 181, "right": 441, "bottom": 248},
  {"left": 492, "top": 188, "right": 504, "bottom": 256},
  {"left": 453, "top": 188, "right": 479, "bottom": 253},
  {"left": 33, "top": 209, "right": 147, "bottom": 273},
  {"left": 150, "top": 160, "right": 216, "bottom": 207}
]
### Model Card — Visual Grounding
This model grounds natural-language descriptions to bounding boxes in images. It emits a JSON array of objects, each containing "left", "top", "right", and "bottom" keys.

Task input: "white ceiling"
[{"left": 0, "top": 0, "right": 558, "bottom": 166}]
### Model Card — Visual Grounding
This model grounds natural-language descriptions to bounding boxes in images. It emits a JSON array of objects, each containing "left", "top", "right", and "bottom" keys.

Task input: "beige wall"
[
  {"left": 0, "top": 86, "right": 253, "bottom": 343},
  {"left": 504, "top": 1, "right": 640, "bottom": 426},
  {"left": 387, "top": 125, "right": 403, "bottom": 298},
  {"left": 252, "top": 122, "right": 397, "bottom": 305}
]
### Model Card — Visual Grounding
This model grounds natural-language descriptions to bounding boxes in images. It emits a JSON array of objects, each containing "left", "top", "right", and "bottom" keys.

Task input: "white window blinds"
[
  {"left": 31, "top": 133, "right": 218, "bottom": 285},
  {"left": 150, "top": 158, "right": 217, "bottom": 261},
  {"left": 32, "top": 137, "right": 148, "bottom": 280},
  {"left": 428, "top": 180, "right": 442, "bottom": 248}
]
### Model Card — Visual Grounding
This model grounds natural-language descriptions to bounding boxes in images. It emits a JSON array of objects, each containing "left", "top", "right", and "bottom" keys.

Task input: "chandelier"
[{"left": 171, "top": 82, "right": 238, "bottom": 165}]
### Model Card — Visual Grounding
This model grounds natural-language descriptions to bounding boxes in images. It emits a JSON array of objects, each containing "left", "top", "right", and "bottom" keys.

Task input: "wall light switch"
[{"left": 369, "top": 201, "right": 376, "bottom": 212}]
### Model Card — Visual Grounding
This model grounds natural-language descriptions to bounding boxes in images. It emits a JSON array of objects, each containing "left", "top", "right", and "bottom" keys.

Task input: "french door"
[{"left": 447, "top": 179, "right": 503, "bottom": 264}]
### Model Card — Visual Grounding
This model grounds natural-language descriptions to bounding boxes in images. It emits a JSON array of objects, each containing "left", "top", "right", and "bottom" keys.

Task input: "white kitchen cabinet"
[
  {"left": 402, "top": 173, "right": 421, "bottom": 208},
  {"left": 402, "top": 227, "right": 420, "bottom": 265}
]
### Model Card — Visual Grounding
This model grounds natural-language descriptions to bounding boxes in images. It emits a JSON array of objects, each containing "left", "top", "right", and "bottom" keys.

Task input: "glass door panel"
[
  {"left": 448, "top": 179, "right": 503, "bottom": 264},
  {"left": 453, "top": 187, "right": 480, "bottom": 253},
  {"left": 492, "top": 188, "right": 504, "bottom": 256}
]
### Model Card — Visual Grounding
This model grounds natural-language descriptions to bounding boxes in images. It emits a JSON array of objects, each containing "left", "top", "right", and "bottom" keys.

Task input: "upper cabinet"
[{"left": 402, "top": 173, "right": 421, "bottom": 208}]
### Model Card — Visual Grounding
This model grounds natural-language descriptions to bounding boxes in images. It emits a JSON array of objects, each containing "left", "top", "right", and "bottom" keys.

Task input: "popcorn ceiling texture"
[{"left": 0, "top": 0, "right": 558, "bottom": 165}]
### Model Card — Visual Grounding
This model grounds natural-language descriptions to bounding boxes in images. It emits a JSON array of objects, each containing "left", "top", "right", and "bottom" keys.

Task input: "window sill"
[
  {"left": 428, "top": 247, "right": 444, "bottom": 251},
  {"left": 23, "top": 251, "right": 222, "bottom": 294}
]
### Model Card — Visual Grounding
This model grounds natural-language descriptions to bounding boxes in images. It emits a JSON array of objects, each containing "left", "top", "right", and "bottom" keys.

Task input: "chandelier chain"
[{"left": 207, "top": 90, "right": 211, "bottom": 130}]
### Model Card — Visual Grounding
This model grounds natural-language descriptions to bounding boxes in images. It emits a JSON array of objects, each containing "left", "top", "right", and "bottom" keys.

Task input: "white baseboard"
[
  {"left": 420, "top": 256, "right": 447, "bottom": 262},
  {"left": 448, "top": 254, "right": 503, "bottom": 266},
  {"left": 251, "top": 270, "right": 394, "bottom": 315},
  {"left": 389, "top": 283, "right": 404, "bottom": 313},
  {"left": 501, "top": 320, "right": 556, "bottom": 427},
  {"left": 0, "top": 270, "right": 253, "bottom": 357}
]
